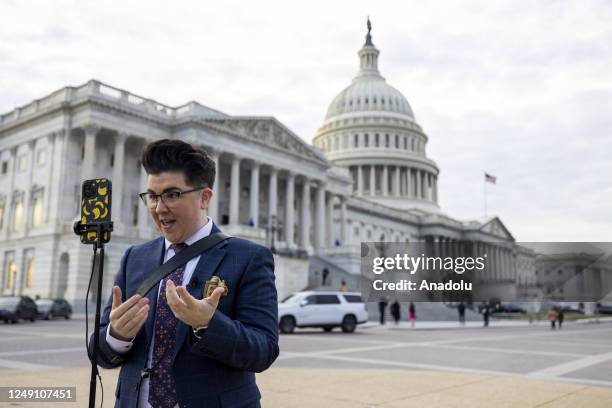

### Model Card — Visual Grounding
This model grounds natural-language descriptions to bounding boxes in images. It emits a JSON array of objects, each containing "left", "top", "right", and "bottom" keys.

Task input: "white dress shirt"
[{"left": 106, "top": 217, "right": 213, "bottom": 407}]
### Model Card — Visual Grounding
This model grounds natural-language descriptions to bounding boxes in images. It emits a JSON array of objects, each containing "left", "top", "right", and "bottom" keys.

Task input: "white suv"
[{"left": 278, "top": 291, "right": 368, "bottom": 334}]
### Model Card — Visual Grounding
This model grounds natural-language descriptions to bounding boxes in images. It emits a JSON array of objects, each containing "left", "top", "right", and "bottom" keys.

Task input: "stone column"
[
  {"left": 137, "top": 161, "right": 149, "bottom": 234},
  {"left": 300, "top": 178, "right": 310, "bottom": 249},
  {"left": 44, "top": 133, "right": 56, "bottom": 223},
  {"left": 229, "top": 155, "right": 241, "bottom": 225},
  {"left": 416, "top": 170, "right": 422, "bottom": 199},
  {"left": 82, "top": 124, "right": 99, "bottom": 180},
  {"left": 249, "top": 161, "right": 260, "bottom": 227},
  {"left": 48, "top": 130, "right": 66, "bottom": 227},
  {"left": 111, "top": 132, "right": 127, "bottom": 225},
  {"left": 326, "top": 193, "right": 335, "bottom": 247},
  {"left": 1, "top": 147, "right": 16, "bottom": 238},
  {"left": 370, "top": 165, "right": 376, "bottom": 196},
  {"left": 208, "top": 151, "right": 220, "bottom": 222},
  {"left": 24, "top": 140, "right": 35, "bottom": 233},
  {"left": 357, "top": 165, "right": 363, "bottom": 196},
  {"left": 394, "top": 166, "right": 401, "bottom": 197},
  {"left": 382, "top": 165, "right": 389, "bottom": 196},
  {"left": 433, "top": 176, "right": 438, "bottom": 203},
  {"left": 406, "top": 168, "right": 412, "bottom": 198},
  {"left": 268, "top": 167, "right": 278, "bottom": 235},
  {"left": 315, "top": 182, "right": 326, "bottom": 249},
  {"left": 340, "top": 196, "right": 347, "bottom": 246},
  {"left": 285, "top": 172, "right": 295, "bottom": 248}
]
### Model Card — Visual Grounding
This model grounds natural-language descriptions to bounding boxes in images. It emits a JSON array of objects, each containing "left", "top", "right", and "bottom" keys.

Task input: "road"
[{"left": 1, "top": 318, "right": 611, "bottom": 407}]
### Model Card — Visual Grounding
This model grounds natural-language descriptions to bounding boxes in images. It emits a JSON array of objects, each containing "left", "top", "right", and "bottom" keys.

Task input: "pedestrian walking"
[
  {"left": 480, "top": 301, "right": 490, "bottom": 327},
  {"left": 457, "top": 302, "right": 466, "bottom": 325},
  {"left": 378, "top": 296, "right": 388, "bottom": 325},
  {"left": 547, "top": 307, "right": 559, "bottom": 329},
  {"left": 408, "top": 302, "right": 416, "bottom": 327},
  {"left": 390, "top": 300, "right": 401, "bottom": 325},
  {"left": 557, "top": 307, "right": 564, "bottom": 329}
]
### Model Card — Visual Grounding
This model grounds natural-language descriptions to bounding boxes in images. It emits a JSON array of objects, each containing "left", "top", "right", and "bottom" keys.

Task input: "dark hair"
[{"left": 141, "top": 139, "right": 215, "bottom": 189}]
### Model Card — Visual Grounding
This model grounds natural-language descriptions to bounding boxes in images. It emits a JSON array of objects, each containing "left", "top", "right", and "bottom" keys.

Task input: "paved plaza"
[{"left": 0, "top": 317, "right": 611, "bottom": 407}]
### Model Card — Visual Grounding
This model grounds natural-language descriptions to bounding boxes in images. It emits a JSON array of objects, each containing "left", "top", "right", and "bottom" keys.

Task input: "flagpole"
[{"left": 484, "top": 174, "right": 488, "bottom": 218}]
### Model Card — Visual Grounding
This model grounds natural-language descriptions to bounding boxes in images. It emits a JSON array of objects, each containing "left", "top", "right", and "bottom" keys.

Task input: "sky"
[{"left": 1, "top": 0, "right": 611, "bottom": 242}]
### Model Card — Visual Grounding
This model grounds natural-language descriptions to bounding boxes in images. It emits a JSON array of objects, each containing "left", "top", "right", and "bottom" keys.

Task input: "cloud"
[{"left": 0, "top": 0, "right": 610, "bottom": 240}]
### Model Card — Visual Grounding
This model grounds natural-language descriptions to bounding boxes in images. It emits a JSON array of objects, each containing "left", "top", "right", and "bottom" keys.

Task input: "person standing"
[
  {"left": 480, "top": 301, "right": 490, "bottom": 327},
  {"left": 390, "top": 300, "right": 401, "bottom": 325},
  {"left": 90, "top": 139, "right": 279, "bottom": 407},
  {"left": 547, "top": 307, "right": 559, "bottom": 329},
  {"left": 457, "top": 302, "right": 466, "bottom": 325},
  {"left": 378, "top": 296, "right": 388, "bottom": 325},
  {"left": 408, "top": 302, "right": 416, "bottom": 328},
  {"left": 557, "top": 307, "right": 564, "bottom": 329}
]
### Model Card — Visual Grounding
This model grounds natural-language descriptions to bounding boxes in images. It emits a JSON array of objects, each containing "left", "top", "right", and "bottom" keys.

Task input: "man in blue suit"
[{"left": 90, "top": 139, "right": 279, "bottom": 407}]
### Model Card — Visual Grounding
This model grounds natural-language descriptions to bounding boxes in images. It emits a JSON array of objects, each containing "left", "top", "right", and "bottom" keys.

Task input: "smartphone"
[{"left": 80, "top": 178, "right": 112, "bottom": 244}]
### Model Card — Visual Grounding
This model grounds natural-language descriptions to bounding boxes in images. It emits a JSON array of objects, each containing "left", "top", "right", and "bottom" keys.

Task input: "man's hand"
[
  {"left": 165, "top": 280, "right": 225, "bottom": 328},
  {"left": 109, "top": 286, "right": 149, "bottom": 341}
]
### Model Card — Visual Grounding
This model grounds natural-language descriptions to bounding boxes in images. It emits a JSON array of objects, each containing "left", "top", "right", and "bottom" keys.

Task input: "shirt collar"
[{"left": 164, "top": 216, "right": 213, "bottom": 252}]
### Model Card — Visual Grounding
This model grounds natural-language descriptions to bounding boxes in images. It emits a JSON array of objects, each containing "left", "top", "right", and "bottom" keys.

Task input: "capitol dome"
[
  {"left": 325, "top": 78, "right": 415, "bottom": 120},
  {"left": 314, "top": 19, "right": 441, "bottom": 214}
]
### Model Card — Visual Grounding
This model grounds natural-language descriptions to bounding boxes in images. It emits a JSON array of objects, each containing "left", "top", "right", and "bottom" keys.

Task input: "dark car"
[
  {"left": 491, "top": 303, "right": 527, "bottom": 314},
  {"left": 36, "top": 298, "right": 72, "bottom": 320},
  {"left": 595, "top": 304, "right": 612, "bottom": 315},
  {"left": 0, "top": 296, "right": 38, "bottom": 323}
]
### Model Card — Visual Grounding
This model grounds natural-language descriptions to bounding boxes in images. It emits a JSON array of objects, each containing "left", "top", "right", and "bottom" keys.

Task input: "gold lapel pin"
[{"left": 203, "top": 276, "right": 229, "bottom": 298}]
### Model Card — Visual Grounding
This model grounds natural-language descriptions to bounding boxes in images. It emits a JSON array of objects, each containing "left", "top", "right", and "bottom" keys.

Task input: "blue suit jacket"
[{"left": 89, "top": 223, "right": 279, "bottom": 407}]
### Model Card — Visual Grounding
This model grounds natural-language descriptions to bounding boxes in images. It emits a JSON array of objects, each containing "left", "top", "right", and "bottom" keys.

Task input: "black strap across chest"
[{"left": 136, "top": 232, "right": 231, "bottom": 296}]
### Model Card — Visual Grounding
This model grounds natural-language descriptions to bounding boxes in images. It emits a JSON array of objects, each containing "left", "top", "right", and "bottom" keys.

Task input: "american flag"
[{"left": 485, "top": 173, "right": 497, "bottom": 184}]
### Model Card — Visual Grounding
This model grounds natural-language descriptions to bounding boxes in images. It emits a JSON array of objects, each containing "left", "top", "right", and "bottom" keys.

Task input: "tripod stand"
[{"left": 73, "top": 220, "right": 113, "bottom": 408}]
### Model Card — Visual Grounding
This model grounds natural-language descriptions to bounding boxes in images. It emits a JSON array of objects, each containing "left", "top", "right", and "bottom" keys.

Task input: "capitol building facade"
[{"left": 0, "top": 25, "right": 531, "bottom": 310}]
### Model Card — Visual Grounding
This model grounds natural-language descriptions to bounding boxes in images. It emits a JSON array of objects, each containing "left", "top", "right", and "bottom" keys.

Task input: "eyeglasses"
[{"left": 139, "top": 187, "right": 205, "bottom": 208}]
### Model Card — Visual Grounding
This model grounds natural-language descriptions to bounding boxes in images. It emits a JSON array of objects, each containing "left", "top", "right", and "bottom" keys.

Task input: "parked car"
[
  {"left": 0, "top": 296, "right": 38, "bottom": 323},
  {"left": 595, "top": 304, "right": 612, "bottom": 315},
  {"left": 36, "top": 298, "right": 72, "bottom": 320},
  {"left": 278, "top": 291, "right": 368, "bottom": 334},
  {"left": 493, "top": 303, "right": 527, "bottom": 314}
]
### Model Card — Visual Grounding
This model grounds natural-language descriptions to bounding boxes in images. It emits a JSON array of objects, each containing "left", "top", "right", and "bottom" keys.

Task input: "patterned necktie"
[{"left": 149, "top": 242, "right": 187, "bottom": 408}]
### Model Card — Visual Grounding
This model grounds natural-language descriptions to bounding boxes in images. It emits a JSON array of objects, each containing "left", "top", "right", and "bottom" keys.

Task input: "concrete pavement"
[{"left": 1, "top": 366, "right": 612, "bottom": 407}]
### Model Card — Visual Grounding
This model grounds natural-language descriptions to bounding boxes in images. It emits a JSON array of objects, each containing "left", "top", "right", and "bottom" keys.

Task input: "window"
[
  {"left": 404, "top": 136, "right": 408, "bottom": 150},
  {"left": 315, "top": 294, "right": 340, "bottom": 305},
  {"left": 375, "top": 134, "right": 379, "bottom": 147},
  {"left": 81, "top": 144, "right": 85, "bottom": 161},
  {"left": 364, "top": 134, "right": 369, "bottom": 147},
  {"left": 395, "top": 135, "right": 399, "bottom": 148},
  {"left": 343, "top": 295, "right": 363, "bottom": 303},
  {"left": 0, "top": 200, "right": 4, "bottom": 229},
  {"left": 385, "top": 134, "right": 390, "bottom": 148},
  {"left": 13, "top": 198, "right": 23, "bottom": 230},
  {"left": 110, "top": 154, "right": 115, "bottom": 168},
  {"left": 36, "top": 149, "right": 46, "bottom": 166},
  {"left": 31, "top": 193, "right": 43, "bottom": 227},
  {"left": 6, "top": 260, "right": 16, "bottom": 289},
  {"left": 25, "top": 252, "right": 34, "bottom": 289},
  {"left": 353, "top": 134, "right": 358, "bottom": 148},
  {"left": 18, "top": 154, "right": 27, "bottom": 171},
  {"left": 1, "top": 161, "right": 7, "bottom": 174}
]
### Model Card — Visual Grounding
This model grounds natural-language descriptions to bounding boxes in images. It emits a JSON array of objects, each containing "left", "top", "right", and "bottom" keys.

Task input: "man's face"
[{"left": 146, "top": 171, "right": 212, "bottom": 244}]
